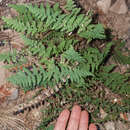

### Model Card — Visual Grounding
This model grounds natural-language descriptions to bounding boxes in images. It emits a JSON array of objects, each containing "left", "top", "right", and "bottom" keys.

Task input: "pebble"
[
  {"left": 97, "top": 0, "right": 111, "bottom": 14},
  {"left": 10, "top": 8, "right": 19, "bottom": 17},
  {"left": 110, "top": 0, "right": 128, "bottom": 14},
  {"left": 32, "top": 109, "right": 42, "bottom": 120},
  {"left": 100, "top": 107, "right": 108, "bottom": 119},
  {"left": 104, "top": 121, "right": 115, "bottom": 130},
  {"left": 8, "top": 88, "right": 18, "bottom": 100}
]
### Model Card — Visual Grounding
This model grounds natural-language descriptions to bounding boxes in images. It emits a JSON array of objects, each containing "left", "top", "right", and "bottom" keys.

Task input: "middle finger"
[{"left": 67, "top": 105, "right": 81, "bottom": 130}]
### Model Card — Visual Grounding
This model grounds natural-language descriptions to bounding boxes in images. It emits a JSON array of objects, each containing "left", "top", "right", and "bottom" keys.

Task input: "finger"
[
  {"left": 67, "top": 105, "right": 81, "bottom": 130},
  {"left": 54, "top": 109, "right": 70, "bottom": 130},
  {"left": 89, "top": 123, "right": 97, "bottom": 130},
  {"left": 79, "top": 111, "right": 89, "bottom": 130}
]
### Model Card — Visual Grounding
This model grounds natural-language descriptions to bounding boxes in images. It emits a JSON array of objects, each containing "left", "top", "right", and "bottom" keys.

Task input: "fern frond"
[
  {"left": 0, "top": 49, "right": 18, "bottom": 63},
  {"left": 3, "top": 0, "right": 106, "bottom": 42},
  {"left": 2, "top": 17, "right": 26, "bottom": 32},
  {"left": 64, "top": 0, "right": 76, "bottom": 11},
  {"left": 61, "top": 46, "right": 86, "bottom": 63},
  {"left": 21, "top": 34, "right": 79, "bottom": 64},
  {"left": 8, "top": 4, "right": 27, "bottom": 14},
  {"left": 8, "top": 66, "right": 44, "bottom": 92},
  {"left": 79, "top": 24, "right": 106, "bottom": 43},
  {"left": 83, "top": 42, "right": 113, "bottom": 73},
  {"left": 113, "top": 41, "right": 130, "bottom": 65},
  {"left": 83, "top": 47, "right": 102, "bottom": 73},
  {"left": 103, "top": 42, "right": 114, "bottom": 58},
  {"left": 2, "top": 17, "right": 38, "bottom": 36},
  {"left": 20, "top": 2, "right": 93, "bottom": 34},
  {"left": 21, "top": 35, "right": 46, "bottom": 58},
  {"left": 8, "top": 52, "right": 93, "bottom": 92},
  {"left": 98, "top": 67, "right": 130, "bottom": 95},
  {"left": 0, "top": 52, "right": 12, "bottom": 63}
]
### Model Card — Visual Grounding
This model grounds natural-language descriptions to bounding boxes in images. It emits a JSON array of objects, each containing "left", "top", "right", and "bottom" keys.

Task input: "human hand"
[{"left": 54, "top": 105, "right": 97, "bottom": 130}]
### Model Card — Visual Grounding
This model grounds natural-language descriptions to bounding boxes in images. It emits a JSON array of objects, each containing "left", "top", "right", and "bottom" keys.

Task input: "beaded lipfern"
[
  {"left": 1, "top": 0, "right": 106, "bottom": 92},
  {"left": 1, "top": 0, "right": 129, "bottom": 126},
  {"left": 8, "top": 46, "right": 93, "bottom": 92},
  {"left": 2, "top": 0, "right": 105, "bottom": 42}
]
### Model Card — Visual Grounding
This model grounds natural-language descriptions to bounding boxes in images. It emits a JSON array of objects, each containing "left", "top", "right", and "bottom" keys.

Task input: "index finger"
[{"left": 54, "top": 109, "right": 70, "bottom": 130}]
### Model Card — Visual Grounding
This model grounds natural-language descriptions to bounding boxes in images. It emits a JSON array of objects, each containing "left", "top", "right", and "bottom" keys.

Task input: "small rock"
[
  {"left": 97, "top": 0, "right": 111, "bottom": 14},
  {"left": 100, "top": 107, "right": 108, "bottom": 119},
  {"left": 120, "top": 113, "right": 128, "bottom": 121},
  {"left": 110, "top": 0, "right": 128, "bottom": 14},
  {"left": 10, "top": 8, "right": 19, "bottom": 17},
  {"left": 104, "top": 121, "right": 115, "bottom": 130},
  {"left": 32, "top": 109, "right": 42, "bottom": 120},
  {"left": 8, "top": 88, "right": 18, "bottom": 100}
]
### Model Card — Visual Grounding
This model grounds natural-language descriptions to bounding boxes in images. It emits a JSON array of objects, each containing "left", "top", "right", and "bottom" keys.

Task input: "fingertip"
[
  {"left": 58, "top": 109, "right": 70, "bottom": 121},
  {"left": 72, "top": 105, "right": 81, "bottom": 112},
  {"left": 79, "top": 110, "right": 89, "bottom": 130},
  {"left": 80, "top": 110, "right": 89, "bottom": 122},
  {"left": 89, "top": 123, "right": 97, "bottom": 130},
  {"left": 67, "top": 105, "right": 81, "bottom": 130},
  {"left": 62, "top": 109, "right": 70, "bottom": 116},
  {"left": 54, "top": 109, "right": 70, "bottom": 130},
  {"left": 81, "top": 110, "right": 89, "bottom": 117}
]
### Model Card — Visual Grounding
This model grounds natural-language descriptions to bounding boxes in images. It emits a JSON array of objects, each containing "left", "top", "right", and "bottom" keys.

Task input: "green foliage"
[
  {"left": 83, "top": 42, "right": 114, "bottom": 73},
  {"left": 79, "top": 24, "right": 106, "bottom": 43},
  {"left": 8, "top": 47, "right": 93, "bottom": 92},
  {"left": 2, "top": 0, "right": 105, "bottom": 41},
  {"left": 0, "top": 49, "right": 27, "bottom": 65},
  {"left": 38, "top": 76, "right": 129, "bottom": 129},
  {"left": 45, "top": 125, "right": 54, "bottom": 130},
  {"left": 21, "top": 34, "right": 78, "bottom": 63},
  {"left": 113, "top": 41, "right": 130, "bottom": 65},
  {"left": 62, "top": 45, "right": 85, "bottom": 63},
  {"left": 0, "top": 49, "right": 17, "bottom": 63},
  {"left": 8, "top": 65, "right": 44, "bottom": 91},
  {"left": 98, "top": 66, "right": 130, "bottom": 95}
]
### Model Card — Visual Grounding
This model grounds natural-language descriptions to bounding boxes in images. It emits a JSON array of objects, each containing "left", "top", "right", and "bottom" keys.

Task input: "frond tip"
[
  {"left": 79, "top": 24, "right": 106, "bottom": 43},
  {"left": 62, "top": 46, "right": 86, "bottom": 63}
]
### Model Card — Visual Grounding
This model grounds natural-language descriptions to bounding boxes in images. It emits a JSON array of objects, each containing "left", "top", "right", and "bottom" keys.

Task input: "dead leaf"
[
  {"left": 0, "top": 85, "right": 11, "bottom": 96},
  {"left": 100, "top": 107, "right": 108, "bottom": 119},
  {"left": 120, "top": 113, "right": 128, "bottom": 121},
  {"left": 0, "top": 96, "right": 6, "bottom": 104}
]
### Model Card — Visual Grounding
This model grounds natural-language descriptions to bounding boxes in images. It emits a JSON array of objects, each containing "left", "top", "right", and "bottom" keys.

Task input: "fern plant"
[
  {"left": 112, "top": 41, "right": 130, "bottom": 65},
  {"left": 38, "top": 42, "right": 130, "bottom": 129},
  {"left": 2, "top": 0, "right": 105, "bottom": 41},
  {"left": 1, "top": 0, "right": 105, "bottom": 92},
  {"left": 98, "top": 66, "right": 130, "bottom": 95},
  {"left": 8, "top": 46, "right": 93, "bottom": 92},
  {"left": 0, "top": 49, "right": 27, "bottom": 69}
]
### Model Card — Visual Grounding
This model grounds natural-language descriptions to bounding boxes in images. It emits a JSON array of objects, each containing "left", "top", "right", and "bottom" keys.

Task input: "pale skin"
[{"left": 54, "top": 105, "right": 97, "bottom": 130}]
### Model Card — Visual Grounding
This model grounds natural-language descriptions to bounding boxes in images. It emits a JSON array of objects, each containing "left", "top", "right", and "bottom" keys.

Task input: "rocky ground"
[{"left": 0, "top": 0, "right": 130, "bottom": 130}]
